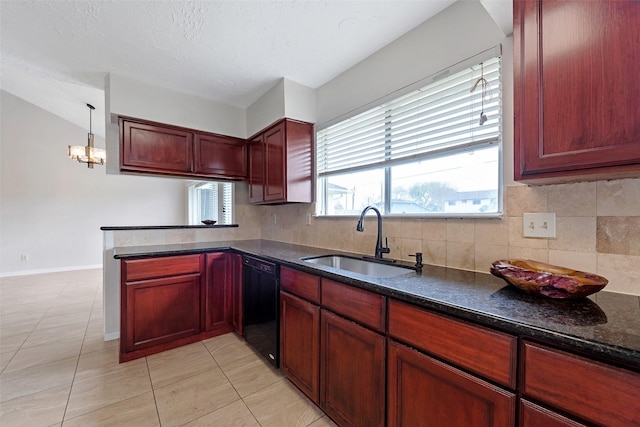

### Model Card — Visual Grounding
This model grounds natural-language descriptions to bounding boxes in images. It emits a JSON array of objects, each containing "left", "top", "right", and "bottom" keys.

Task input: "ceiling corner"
[{"left": 479, "top": 0, "right": 513, "bottom": 37}]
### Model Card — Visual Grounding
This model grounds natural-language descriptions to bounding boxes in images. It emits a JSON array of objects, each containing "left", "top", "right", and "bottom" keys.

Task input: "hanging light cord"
[{"left": 470, "top": 62, "right": 488, "bottom": 125}]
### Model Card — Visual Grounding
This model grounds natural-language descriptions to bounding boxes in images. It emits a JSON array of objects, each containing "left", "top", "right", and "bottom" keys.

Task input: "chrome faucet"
[{"left": 356, "top": 206, "right": 390, "bottom": 259}]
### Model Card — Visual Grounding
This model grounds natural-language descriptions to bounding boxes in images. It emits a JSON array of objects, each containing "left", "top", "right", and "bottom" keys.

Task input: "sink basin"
[{"left": 301, "top": 255, "right": 414, "bottom": 278}]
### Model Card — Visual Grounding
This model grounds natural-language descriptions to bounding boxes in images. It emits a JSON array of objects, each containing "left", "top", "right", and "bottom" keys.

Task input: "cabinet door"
[
  {"left": 280, "top": 291, "right": 320, "bottom": 403},
  {"left": 522, "top": 341, "right": 640, "bottom": 427},
  {"left": 123, "top": 273, "right": 201, "bottom": 353},
  {"left": 229, "top": 253, "right": 243, "bottom": 334},
  {"left": 120, "top": 119, "right": 193, "bottom": 174},
  {"left": 388, "top": 340, "right": 515, "bottom": 427},
  {"left": 320, "top": 309, "right": 385, "bottom": 427},
  {"left": 282, "top": 119, "right": 314, "bottom": 203},
  {"left": 203, "top": 253, "right": 233, "bottom": 334},
  {"left": 514, "top": 0, "right": 640, "bottom": 183},
  {"left": 248, "top": 136, "right": 264, "bottom": 203},
  {"left": 388, "top": 300, "right": 516, "bottom": 389},
  {"left": 194, "top": 133, "right": 247, "bottom": 179},
  {"left": 520, "top": 400, "right": 586, "bottom": 427},
  {"left": 263, "top": 121, "right": 286, "bottom": 202}
]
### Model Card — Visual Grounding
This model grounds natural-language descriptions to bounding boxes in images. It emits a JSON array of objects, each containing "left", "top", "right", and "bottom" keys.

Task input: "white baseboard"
[
  {"left": 104, "top": 331, "right": 120, "bottom": 341},
  {"left": 0, "top": 264, "right": 103, "bottom": 278}
]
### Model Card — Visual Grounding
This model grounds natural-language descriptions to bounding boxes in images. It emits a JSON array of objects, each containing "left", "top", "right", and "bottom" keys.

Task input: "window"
[
  {"left": 316, "top": 51, "right": 502, "bottom": 218},
  {"left": 188, "top": 181, "right": 234, "bottom": 225}
]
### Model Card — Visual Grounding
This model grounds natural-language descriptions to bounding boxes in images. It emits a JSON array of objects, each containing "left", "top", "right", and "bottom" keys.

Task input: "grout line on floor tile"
[
  {"left": 145, "top": 356, "right": 162, "bottom": 427},
  {"left": 201, "top": 338, "right": 222, "bottom": 369},
  {"left": 59, "top": 299, "right": 92, "bottom": 425}
]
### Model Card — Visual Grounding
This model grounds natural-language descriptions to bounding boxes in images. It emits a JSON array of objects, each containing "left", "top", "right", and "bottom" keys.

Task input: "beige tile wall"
[
  {"left": 112, "top": 204, "right": 262, "bottom": 247},
  {"left": 111, "top": 178, "right": 640, "bottom": 296},
  {"left": 260, "top": 178, "right": 640, "bottom": 296}
]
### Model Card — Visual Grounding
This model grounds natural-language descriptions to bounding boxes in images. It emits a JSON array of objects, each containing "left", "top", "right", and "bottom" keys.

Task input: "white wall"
[
  {"left": 316, "top": 0, "right": 505, "bottom": 126},
  {"left": 0, "top": 91, "right": 186, "bottom": 275},
  {"left": 105, "top": 73, "right": 248, "bottom": 174},
  {"left": 246, "top": 79, "right": 285, "bottom": 138},
  {"left": 245, "top": 78, "right": 316, "bottom": 137},
  {"left": 315, "top": 0, "right": 515, "bottom": 189},
  {"left": 107, "top": 73, "right": 246, "bottom": 137}
]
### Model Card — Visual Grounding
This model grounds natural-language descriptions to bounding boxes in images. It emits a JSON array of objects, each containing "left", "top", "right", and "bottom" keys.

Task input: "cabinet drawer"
[
  {"left": 281, "top": 267, "right": 321, "bottom": 304},
  {"left": 123, "top": 254, "right": 202, "bottom": 281},
  {"left": 519, "top": 400, "right": 586, "bottom": 427},
  {"left": 521, "top": 342, "right": 640, "bottom": 427},
  {"left": 388, "top": 299, "right": 516, "bottom": 389},
  {"left": 321, "top": 279, "right": 385, "bottom": 332}
]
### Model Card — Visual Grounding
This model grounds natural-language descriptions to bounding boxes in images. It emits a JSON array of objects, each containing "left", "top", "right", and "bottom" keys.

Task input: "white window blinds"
[
  {"left": 188, "top": 181, "right": 234, "bottom": 225},
  {"left": 317, "top": 56, "right": 501, "bottom": 177}
]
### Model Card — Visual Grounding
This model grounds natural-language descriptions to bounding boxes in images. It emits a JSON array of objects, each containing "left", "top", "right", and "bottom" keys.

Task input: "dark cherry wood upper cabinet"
[
  {"left": 119, "top": 116, "right": 248, "bottom": 180},
  {"left": 248, "top": 118, "right": 314, "bottom": 204},
  {"left": 514, "top": 0, "right": 640, "bottom": 183},
  {"left": 194, "top": 133, "right": 247, "bottom": 179},
  {"left": 264, "top": 122, "right": 286, "bottom": 202},
  {"left": 120, "top": 118, "right": 193, "bottom": 174},
  {"left": 248, "top": 135, "right": 264, "bottom": 203}
]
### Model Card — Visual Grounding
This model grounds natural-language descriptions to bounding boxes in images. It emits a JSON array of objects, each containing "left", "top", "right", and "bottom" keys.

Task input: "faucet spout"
[{"left": 356, "top": 206, "right": 390, "bottom": 259}]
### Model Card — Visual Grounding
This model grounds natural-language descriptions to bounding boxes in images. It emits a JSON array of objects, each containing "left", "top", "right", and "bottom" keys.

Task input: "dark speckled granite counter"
[{"left": 113, "top": 239, "right": 640, "bottom": 370}]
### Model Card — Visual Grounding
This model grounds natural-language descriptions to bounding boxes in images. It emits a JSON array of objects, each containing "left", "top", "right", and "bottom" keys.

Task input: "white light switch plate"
[{"left": 523, "top": 213, "right": 556, "bottom": 238}]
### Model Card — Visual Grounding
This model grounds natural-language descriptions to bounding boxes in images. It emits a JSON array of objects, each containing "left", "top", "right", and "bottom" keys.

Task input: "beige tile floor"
[{"left": 0, "top": 269, "right": 337, "bottom": 427}]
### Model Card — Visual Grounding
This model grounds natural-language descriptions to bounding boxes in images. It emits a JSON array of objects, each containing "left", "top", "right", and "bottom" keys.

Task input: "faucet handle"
[{"left": 381, "top": 237, "right": 390, "bottom": 254}]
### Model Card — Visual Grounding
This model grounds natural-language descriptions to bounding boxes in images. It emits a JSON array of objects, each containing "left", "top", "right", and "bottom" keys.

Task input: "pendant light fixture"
[{"left": 68, "top": 103, "right": 106, "bottom": 168}]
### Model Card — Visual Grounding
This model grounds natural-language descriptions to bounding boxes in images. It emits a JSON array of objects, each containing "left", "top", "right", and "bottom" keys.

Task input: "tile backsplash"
[
  {"left": 260, "top": 178, "right": 640, "bottom": 296},
  {"left": 112, "top": 178, "right": 640, "bottom": 296}
]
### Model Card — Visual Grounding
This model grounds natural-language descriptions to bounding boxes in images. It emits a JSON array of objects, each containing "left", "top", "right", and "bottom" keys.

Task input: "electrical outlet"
[
  {"left": 523, "top": 213, "right": 556, "bottom": 238},
  {"left": 20, "top": 253, "right": 29, "bottom": 262},
  {"left": 306, "top": 213, "right": 312, "bottom": 226},
  {"left": 272, "top": 214, "right": 277, "bottom": 225}
]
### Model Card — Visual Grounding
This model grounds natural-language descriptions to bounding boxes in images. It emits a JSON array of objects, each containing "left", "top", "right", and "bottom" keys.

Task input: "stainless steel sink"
[{"left": 301, "top": 255, "right": 414, "bottom": 278}]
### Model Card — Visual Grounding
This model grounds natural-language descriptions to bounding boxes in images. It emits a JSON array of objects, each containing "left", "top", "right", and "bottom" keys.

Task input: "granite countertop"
[
  {"left": 101, "top": 225, "right": 238, "bottom": 230},
  {"left": 113, "top": 239, "right": 640, "bottom": 370}
]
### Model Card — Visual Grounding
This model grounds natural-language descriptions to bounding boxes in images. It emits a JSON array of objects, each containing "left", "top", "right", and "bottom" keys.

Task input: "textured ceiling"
[{"left": 1, "top": 0, "right": 469, "bottom": 136}]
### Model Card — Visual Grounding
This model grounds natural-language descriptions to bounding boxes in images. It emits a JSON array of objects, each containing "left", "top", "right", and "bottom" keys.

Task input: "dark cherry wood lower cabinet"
[
  {"left": 228, "top": 253, "right": 243, "bottom": 335},
  {"left": 521, "top": 341, "right": 640, "bottom": 427},
  {"left": 203, "top": 253, "right": 234, "bottom": 335},
  {"left": 519, "top": 400, "right": 586, "bottom": 427},
  {"left": 320, "top": 309, "right": 385, "bottom": 427},
  {"left": 123, "top": 273, "right": 202, "bottom": 355},
  {"left": 121, "top": 252, "right": 241, "bottom": 362},
  {"left": 280, "top": 291, "right": 320, "bottom": 403},
  {"left": 387, "top": 340, "right": 516, "bottom": 427}
]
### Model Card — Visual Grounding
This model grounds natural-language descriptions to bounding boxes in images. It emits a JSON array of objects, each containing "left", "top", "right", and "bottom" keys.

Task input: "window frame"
[
  {"left": 315, "top": 46, "right": 503, "bottom": 219},
  {"left": 187, "top": 181, "right": 235, "bottom": 225}
]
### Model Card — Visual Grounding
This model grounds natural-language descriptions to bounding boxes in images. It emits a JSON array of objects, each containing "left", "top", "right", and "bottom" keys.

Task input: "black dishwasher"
[{"left": 242, "top": 255, "right": 279, "bottom": 367}]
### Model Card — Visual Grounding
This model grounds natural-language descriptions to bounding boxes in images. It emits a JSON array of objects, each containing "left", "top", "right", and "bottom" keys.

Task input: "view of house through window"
[
  {"left": 188, "top": 181, "right": 234, "bottom": 225},
  {"left": 316, "top": 52, "right": 502, "bottom": 217}
]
